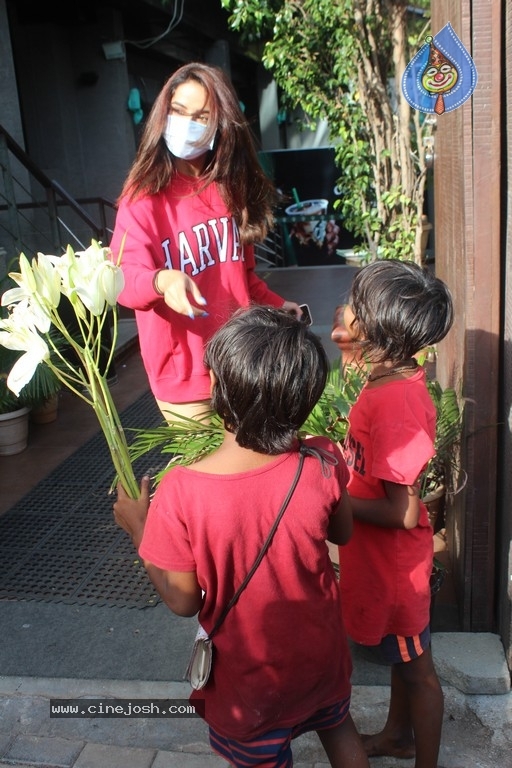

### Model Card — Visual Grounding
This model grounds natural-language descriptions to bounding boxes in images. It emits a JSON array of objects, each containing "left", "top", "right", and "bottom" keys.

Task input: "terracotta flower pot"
[{"left": 31, "top": 394, "right": 59, "bottom": 425}]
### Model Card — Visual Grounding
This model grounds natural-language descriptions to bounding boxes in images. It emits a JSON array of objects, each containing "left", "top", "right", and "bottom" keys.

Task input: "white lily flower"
[
  {"left": 18, "top": 252, "right": 38, "bottom": 294},
  {"left": 56, "top": 241, "right": 121, "bottom": 316},
  {"left": 95, "top": 260, "right": 125, "bottom": 307},
  {"left": 47, "top": 245, "right": 78, "bottom": 296},
  {"left": 0, "top": 323, "right": 50, "bottom": 397},
  {"left": 0, "top": 306, "right": 47, "bottom": 350},
  {"left": 45, "top": 247, "right": 88, "bottom": 318},
  {"left": 73, "top": 242, "right": 109, "bottom": 293},
  {"left": 1, "top": 252, "right": 38, "bottom": 307},
  {"left": 75, "top": 283, "right": 105, "bottom": 316},
  {"left": 15, "top": 298, "right": 52, "bottom": 335},
  {"left": 0, "top": 296, "right": 51, "bottom": 336},
  {"left": 2, "top": 254, "right": 57, "bottom": 331},
  {"left": 32, "top": 253, "right": 61, "bottom": 309},
  {"left": 1, "top": 286, "right": 27, "bottom": 307},
  {"left": 75, "top": 240, "right": 109, "bottom": 267},
  {"left": 6, "top": 347, "right": 50, "bottom": 397}
]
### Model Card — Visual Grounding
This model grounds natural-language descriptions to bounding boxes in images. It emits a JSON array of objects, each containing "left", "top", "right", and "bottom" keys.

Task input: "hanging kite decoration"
[{"left": 402, "top": 23, "right": 478, "bottom": 114}]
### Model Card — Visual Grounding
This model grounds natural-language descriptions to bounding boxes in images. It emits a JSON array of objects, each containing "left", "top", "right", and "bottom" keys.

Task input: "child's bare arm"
[
  {"left": 349, "top": 481, "right": 420, "bottom": 529},
  {"left": 327, "top": 489, "right": 353, "bottom": 544},
  {"left": 144, "top": 565, "right": 202, "bottom": 617},
  {"left": 113, "top": 476, "right": 202, "bottom": 616}
]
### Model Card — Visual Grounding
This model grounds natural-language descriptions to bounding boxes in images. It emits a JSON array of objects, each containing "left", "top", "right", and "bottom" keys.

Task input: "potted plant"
[
  {"left": 0, "top": 343, "right": 63, "bottom": 453},
  {"left": 420, "top": 379, "right": 465, "bottom": 531},
  {"left": 0, "top": 254, "right": 63, "bottom": 445},
  {"left": 0, "top": 345, "right": 31, "bottom": 454}
]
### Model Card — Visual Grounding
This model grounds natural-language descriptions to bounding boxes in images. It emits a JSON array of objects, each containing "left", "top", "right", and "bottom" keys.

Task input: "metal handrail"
[{"left": 0, "top": 123, "right": 115, "bottom": 254}]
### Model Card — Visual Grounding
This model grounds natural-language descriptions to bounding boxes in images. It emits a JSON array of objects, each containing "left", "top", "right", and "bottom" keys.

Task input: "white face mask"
[{"left": 163, "top": 114, "right": 214, "bottom": 161}]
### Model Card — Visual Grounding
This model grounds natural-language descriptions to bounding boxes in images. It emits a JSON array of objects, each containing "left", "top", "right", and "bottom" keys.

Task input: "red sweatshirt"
[{"left": 109, "top": 174, "right": 284, "bottom": 402}]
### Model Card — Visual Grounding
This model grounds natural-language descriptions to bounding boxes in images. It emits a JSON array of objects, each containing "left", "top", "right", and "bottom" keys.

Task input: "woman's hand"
[
  {"left": 282, "top": 300, "right": 303, "bottom": 318},
  {"left": 154, "top": 269, "right": 208, "bottom": 319},
  {"left": 113, "top": 475, "right": 151, "bottom": 548}
]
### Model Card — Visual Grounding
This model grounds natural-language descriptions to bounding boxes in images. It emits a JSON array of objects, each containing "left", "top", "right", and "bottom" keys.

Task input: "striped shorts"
[
  {"left": 378, "top": 624, "right": 431, "bottom": 664},
  {"left": 209, "top": 695, "right": 351, "bottom": 768}
]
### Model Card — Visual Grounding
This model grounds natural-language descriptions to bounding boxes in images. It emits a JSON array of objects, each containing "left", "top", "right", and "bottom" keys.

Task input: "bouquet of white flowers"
[{"left": 0, "top": 240, "right": 139, "bottom": 498}]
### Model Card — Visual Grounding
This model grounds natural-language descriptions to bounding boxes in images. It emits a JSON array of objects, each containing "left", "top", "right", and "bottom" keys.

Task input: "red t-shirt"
[
  {"left": 139, "top": 437, "right": 353, "bottom": 740},
  {"left": 339, "top": 369, "right": 436, "bottom": 645},
  {"left": 109, "top": 174, "right": 284, "bottom": 402}
]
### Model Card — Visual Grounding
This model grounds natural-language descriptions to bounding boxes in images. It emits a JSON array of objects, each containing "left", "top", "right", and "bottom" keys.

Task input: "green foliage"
[
  {"left": 128, "top": 412, "right": 225, "bottom": 485},
  {"left": 300, "top": 363, "right": 367, "bottom": 443},
  {"left": 127, "top": 356, "right": 462, "bottom": 503},
  {"left": 221, "top": 0, "right": 431, "bottom": 262},
  {"left": 220, "top": 0, "right": 280, "bottom": 39},
  {"left": 420, "top": 381, "right": 464, "bottom": 498},
  {"left": 0, "top": 371, "right": 22, "bottom": 413},
  {"left": 128, "top": 363, "right": 367, "bottom": 484}
]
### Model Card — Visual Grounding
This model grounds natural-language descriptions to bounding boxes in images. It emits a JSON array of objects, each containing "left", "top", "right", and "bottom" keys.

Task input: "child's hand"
[{"left": 113, "top": 475, "right": 151, "bottom": 548}]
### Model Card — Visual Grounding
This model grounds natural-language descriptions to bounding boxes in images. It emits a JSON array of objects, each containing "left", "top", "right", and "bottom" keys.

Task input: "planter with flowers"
[{"left": 0, "top": 358, "right": 30, "bottom": 455}]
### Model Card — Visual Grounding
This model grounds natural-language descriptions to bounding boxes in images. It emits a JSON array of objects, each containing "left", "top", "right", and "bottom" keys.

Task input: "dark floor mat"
[{"left": 0, "top": 391, "right": 167, "bottom": 609}]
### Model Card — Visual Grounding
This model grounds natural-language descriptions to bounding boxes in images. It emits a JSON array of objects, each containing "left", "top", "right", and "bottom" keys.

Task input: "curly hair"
[{"left": 204, "top": 306, "right": 328, "bottom": 454}]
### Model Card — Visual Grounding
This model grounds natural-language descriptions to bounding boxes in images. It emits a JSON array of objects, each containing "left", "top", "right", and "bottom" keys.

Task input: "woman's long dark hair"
[{"left": 119, "top": 62, "right": 277, "bottom": 244}]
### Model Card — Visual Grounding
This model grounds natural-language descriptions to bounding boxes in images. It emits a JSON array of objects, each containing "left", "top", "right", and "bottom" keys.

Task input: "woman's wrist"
[{"left": 153, "top": 270, "right": 165, "bottom": 296}]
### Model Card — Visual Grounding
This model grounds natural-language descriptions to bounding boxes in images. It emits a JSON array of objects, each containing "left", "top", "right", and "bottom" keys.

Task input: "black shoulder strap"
[{"left": 208, "top": 442, "right": 339, "bottom": 640}]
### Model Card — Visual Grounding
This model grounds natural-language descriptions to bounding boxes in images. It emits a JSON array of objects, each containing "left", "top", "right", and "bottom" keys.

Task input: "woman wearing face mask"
[{"left": 109, "top": 62, "right": 301, "bottom": 421}]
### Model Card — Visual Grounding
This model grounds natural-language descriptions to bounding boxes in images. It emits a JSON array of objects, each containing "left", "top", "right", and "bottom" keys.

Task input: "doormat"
[{"left": 0, "top": 391, "right": 167, "bottom": 609}]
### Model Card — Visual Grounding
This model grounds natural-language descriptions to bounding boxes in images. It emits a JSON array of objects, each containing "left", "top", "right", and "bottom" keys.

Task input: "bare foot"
[{"left": 360, "top": 732, "right": 415, "bottom": 759}]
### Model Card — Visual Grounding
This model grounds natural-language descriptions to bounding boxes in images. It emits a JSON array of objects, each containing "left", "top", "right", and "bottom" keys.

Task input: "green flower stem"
[
  {"left": 87, "top": 365, "right": 139, "bottom": 499},
  {"left": 103, "top": 309, "right": 117, "bottom": 379},
  {"left": 72, "top": 319, "right": 139, "bottom": 499},
  {"left": 49, "top": 297, "right": 139, "bottom": 498}
]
